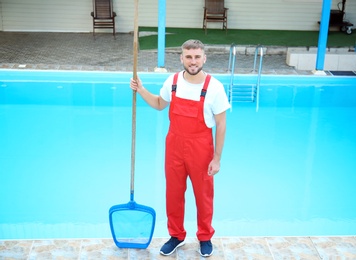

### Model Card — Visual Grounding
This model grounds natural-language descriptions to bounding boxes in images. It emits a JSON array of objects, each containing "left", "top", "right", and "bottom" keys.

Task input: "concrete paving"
[{"left": 0, "top": 31, "right": 313, "bottom": 75}]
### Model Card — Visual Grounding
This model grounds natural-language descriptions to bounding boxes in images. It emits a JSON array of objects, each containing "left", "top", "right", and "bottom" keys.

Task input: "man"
[{"left": 130, "top": 39, "right": 230, "bottom": 257}]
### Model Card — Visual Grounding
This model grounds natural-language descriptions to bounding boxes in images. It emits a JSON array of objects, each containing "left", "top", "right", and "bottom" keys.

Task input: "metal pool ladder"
[{"left": 228, "top": 44, "right": 264, "bottom": 112}]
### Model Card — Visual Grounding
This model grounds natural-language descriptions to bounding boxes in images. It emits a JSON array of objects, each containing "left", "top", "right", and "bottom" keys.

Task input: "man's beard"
[{"left": 183, "top": 65, "right": 203, "bottom": 76}]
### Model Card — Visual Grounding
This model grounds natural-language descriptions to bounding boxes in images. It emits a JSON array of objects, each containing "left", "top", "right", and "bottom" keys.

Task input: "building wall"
[
  {"left": 0, "top": 0, "right": 354, "bottom": 33},
  {"left": 0, "top": 0, "right": 91, "bottom": 32},
  {"left": 0, "top": 1, "right": 3, "bottom": 30},
  {"left": 345, "top": 0, "right": 356, "bottom": 30}
]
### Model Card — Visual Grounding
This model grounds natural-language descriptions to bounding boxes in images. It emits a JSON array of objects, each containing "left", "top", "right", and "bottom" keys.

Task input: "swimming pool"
[{"left": 1, "top": 70, "right": 355, "bottom": 239}]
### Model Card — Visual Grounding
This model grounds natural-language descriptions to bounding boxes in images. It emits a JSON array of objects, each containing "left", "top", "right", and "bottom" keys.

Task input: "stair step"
[{"left": 230, "top": 84, "right": 257, "bottom": 103}]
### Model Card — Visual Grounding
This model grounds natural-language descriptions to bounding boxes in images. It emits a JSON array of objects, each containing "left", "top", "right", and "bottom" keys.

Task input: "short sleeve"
[{"left": 160, "top": 74, "right": 175, "bottom": 102}]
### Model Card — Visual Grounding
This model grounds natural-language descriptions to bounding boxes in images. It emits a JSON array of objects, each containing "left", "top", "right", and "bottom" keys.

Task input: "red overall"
[{"left": 165, "top": 72, "right": 215, "bottom": 241}]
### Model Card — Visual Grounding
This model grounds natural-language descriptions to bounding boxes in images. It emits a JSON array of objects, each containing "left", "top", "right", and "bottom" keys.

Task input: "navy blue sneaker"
[
  {"left": 199, "top": 240, "right": 213, "bottom": 257},
  {"left": 160, "top": 237, "right": 185, "bottom": 256}
]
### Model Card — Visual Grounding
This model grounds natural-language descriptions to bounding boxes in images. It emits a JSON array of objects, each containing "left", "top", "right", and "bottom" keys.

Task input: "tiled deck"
[
  {"left": 1, "top": 236, "right": 356, "bottom": 259},
  {"left": 1, "top": 32, "right": 355, "bottom": 259}
]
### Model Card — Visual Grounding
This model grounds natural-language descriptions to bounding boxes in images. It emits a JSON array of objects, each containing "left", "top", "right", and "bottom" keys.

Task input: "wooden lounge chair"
[
  {"left": 91, "top": 0, "right": 117, "bottom": 38},
  {"left": 203, "top": 0, "right": 228, "bottom": 34}
]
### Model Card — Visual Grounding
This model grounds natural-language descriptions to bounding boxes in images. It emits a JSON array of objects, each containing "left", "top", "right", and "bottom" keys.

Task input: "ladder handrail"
[
  {"left": 228, "top": 43, "right": 237, "bottom": 111},
  {"left": 254, "top": 45, "right": 264, "bottom": 112},
  {"left": 228, "top": 43, "right": 237, "bottom": 73}
]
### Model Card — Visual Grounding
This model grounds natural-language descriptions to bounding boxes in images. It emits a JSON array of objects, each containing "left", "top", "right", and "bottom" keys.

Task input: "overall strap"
[
  {"left": 171, "top": 72, "right": 179, "bottom": 95},
  {"left": 200, "top": 74, "right": 211, "bottom": 101}
]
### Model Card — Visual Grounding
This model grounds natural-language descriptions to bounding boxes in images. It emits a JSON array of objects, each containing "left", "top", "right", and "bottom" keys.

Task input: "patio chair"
[
  {"left": 91, "top": 0, "right": 117, "bottom": 38},
  {"left": 203, "top": 0, "right": 228, "bottom": 34}
]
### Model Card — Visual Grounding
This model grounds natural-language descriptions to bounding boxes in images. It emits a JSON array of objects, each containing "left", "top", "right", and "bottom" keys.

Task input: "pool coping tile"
[
  {"left": 267, "top": 237, "right": 321, "bottom": 260},
  {"left": 221, "top": 237, "right": 274, "bottom": 260},
  {"left": 0, "top": 240, "right": 33, "bottom": 259},
  {"left": 311, "top": 236, "right": 356, "bottom": 259},
  {"left": 29, "top": 239, "right": 82, "bottom": 260}
]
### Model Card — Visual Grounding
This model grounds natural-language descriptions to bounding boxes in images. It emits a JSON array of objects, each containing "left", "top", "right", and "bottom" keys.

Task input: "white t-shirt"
[{"left": 160, "top": 71, "right": 231, "bottom": 128}]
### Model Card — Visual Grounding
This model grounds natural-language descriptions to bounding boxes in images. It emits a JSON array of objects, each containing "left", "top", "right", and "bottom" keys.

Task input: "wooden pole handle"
[{"left": 131, "top": 0, "right": 139, "bottom": 194}]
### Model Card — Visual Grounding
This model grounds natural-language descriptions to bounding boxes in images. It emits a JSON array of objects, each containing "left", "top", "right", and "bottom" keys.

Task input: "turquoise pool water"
[{"left": 0, "top": 70, "right": 355, "bottom": 239}]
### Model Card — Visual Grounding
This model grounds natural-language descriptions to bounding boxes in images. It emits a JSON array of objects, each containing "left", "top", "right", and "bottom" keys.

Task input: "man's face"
[{"left": 180, "top": 48, "right": 206, "bottom": 76}]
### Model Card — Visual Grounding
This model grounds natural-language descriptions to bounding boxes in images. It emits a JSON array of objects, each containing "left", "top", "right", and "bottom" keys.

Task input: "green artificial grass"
[{"left": 139, "top": 27, "right": 356, "bottom": 50}]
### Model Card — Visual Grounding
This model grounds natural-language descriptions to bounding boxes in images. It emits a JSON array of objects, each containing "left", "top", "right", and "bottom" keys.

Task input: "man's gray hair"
[{"left": 181, "top": 39, "right": 205, "bottom": 52}]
